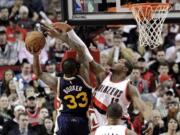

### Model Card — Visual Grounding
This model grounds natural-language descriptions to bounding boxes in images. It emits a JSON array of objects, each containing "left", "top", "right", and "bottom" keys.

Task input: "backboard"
[{"left": 63, "top": 0, "right": 180, "bottom": 25}]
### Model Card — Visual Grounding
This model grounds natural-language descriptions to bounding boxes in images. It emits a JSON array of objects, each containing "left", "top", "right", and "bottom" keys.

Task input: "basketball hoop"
[{"left": 125, "top": 3, "right": 170, "bottom": 49}]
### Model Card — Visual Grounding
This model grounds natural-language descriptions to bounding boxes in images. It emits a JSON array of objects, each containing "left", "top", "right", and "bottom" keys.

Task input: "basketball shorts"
[{"left": 55, "top": 114, "right": 90, "bottom": 135}]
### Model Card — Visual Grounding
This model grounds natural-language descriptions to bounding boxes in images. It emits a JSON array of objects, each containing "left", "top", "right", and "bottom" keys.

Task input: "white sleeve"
[{"left": 67, "top": 30, "right": 94, "bottom": 62}]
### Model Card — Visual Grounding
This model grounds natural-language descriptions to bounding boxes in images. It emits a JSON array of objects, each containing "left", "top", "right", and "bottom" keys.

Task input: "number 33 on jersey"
[{"left": 59, "top": 75, "right": 92, "bottom": 114}]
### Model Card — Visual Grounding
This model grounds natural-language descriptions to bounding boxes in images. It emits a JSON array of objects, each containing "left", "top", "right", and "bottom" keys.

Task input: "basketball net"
[{"left": 126, "top": 3, "right": 170, "bottom": 49}]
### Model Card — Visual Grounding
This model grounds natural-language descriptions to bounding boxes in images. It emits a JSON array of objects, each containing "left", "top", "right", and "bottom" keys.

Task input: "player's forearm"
[
  {"left": 33, "top": 54, "right": 42, "bottom": 78},
  {"left": 134, "top": 97, "right": 151, "bottom": 121},
  {"left": 66, "top": 29, "right": 94, "bottom": 62},
  {"left": 33, "top": 55, "right": 57, "bottom": 90}
]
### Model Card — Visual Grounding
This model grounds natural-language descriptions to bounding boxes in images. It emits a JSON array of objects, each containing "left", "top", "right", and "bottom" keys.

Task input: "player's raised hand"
[{"left": 53, "top": 22, "right": 72, "bottom": 32}]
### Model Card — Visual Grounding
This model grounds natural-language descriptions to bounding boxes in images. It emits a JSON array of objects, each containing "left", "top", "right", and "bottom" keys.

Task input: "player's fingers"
[
  {"left": 53, "top": 26, "right": 63, "bottom": 33},
  {"left": 52, "top": 22, "right": 63, "bottom": 27}
]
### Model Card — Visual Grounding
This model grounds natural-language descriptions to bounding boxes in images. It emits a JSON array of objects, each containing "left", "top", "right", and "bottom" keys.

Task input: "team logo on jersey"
[{"left": 96, "top": 85, "right": 123, "bottom": 97}]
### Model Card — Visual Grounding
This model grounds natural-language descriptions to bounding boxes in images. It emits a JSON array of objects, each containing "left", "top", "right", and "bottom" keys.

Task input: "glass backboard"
[{"left": 64, "top": 0, "right": 180, "bottom": 25}]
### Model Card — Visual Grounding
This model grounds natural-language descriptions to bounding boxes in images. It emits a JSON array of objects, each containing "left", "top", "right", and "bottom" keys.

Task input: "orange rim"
[
  {"left": 123, "top": 3, "right": 170, "bottom": 10},
  {"left": 123, "top": 3, "right": 170, "bottom": 21}
]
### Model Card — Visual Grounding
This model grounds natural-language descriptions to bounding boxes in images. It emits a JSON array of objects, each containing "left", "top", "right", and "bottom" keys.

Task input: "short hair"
[
  {"left": 21, "top": 59, "right": 30, "bottom": 67},
  {"left": 43, "top": 116, "right": 53, "bottom": 124},
  {"left": 156, "top": 49, "right": 165, "bottom": 55},
  {"left": 132, "top": 66, "right": 141, "bottom": 71},
  {"left": 125, "top": 60, "right": 133, "bottom": 76},
  {"left": 62, "top": 58, "right": 80, "bottom": 75},
  {"left": 107, "top": 103, "right": 123, "bottom": 119},
  {"left": 18, "top": 112, "right": 28, "bottom": 120},
  {"left": 137, "top": 57, "right": 145, "bottom": 62},
  {"left": 158, "top": 63, "right": 169, "bottom": 68}
]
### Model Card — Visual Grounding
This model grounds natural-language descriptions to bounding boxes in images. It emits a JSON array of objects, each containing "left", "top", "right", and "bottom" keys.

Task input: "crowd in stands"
[{"left": 0, "top": 0, "right": 179, "bottom": 135}]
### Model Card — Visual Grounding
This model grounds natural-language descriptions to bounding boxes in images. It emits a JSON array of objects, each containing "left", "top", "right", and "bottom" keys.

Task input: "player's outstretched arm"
[
  {"left": 33, "top": 53, "right": 57, "bottom": 91},
  {"left": 127, "top": 84, "right": 152, "bottom": 121},
  {"left": 50, "top": 22, "right": 107, "bottom": 85}
]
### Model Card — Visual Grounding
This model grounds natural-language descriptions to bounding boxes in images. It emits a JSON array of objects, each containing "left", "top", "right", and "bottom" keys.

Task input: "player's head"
[
  {"left": 107, "top": 103, "right": 123, "bottom": 125},
  {"left": 62, "top": 58, "right": 80, "bottom": 77},
  {"left": 111, "top": 59, "right": 133, "bottom": 76}
]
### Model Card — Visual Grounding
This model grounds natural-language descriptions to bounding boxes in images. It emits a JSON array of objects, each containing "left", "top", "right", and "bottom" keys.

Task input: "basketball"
[{"left": 25, "top": 31, "right": 46, "bottom": 53}]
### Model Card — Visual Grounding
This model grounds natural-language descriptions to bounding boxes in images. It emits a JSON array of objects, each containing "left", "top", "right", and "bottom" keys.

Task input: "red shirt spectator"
[{"left": 6, "top": 25, "right": 27, "bottom": 42}]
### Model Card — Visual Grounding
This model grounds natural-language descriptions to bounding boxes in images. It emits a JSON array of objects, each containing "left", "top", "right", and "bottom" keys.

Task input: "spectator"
[
  {"left": 137, "top": 57, "right": 156, "bottom": 92},
  {"left": 5, "top": 79, "right": 17, "bottom": 96},
  {"left": 130, "top": 67, "right": 149, "bottom": 94},
  {"left": 2, "top": 104, "right": 25, "bottom": 135},
  {"left": 149, "top": 49, "right": 167, "bottom": 75},
  {"left": 0, "top": 26, "right": 19, "bottom": 65},
  {"left": 165, "top": 33, "right": 180, "bottom": 63},
  {"left": 23, "top": 0, "right": 44, "bottom": 21},
  {"left": 0, "top": 69, "right": 15, "bottom": 95},
  {"left": 151, "top": 110, "right": 165, "bottom": 135},
  {"left": 6, "top": 18, "right": 27, "bottom": 42},
  {"left": 163, "top": 98, "right": 180, "bottom": 126},
  {"left": 17, "top": 5, "right": 35, "bottom": 31},
  {"left": 0, "top": 95, "right": 12, "bottom": 130},
  {"left": 171, "top": 62, "right": 180, "bottom": 84},
  {"left": 47, "top": 0, "right": 61, "bottom": 18},
  {"left": 44, "top": 116, "right": 54, "bottom": 135},
  {"left": 141, "top": 84, "right": 167, "bottom": 108},
  {"left": 156, "top": 89, "right": 175, "bottom": 118},
  {"left": 6, "top": 79, "right": 21, "bottom": 107},
  {"left": 159, "top": 74, "right": 174, "bottom": 89},
  {"left": 163, "top": 24, "right": 179, "bottom": 50},
  {"left": 8, "top": 112, "right": 38, "bottom": 135},
  {"left": 160, "top": 117, "right": 179, "bottom": 135},
  {"left": 14, "top": 60, "right": 33, "bottom": 91},
  {"left": 39, "top": 107, "right": 49, "bottom": 125},
  {"left": 25, "top": 89, "right": 46, "bottom": 135},
  {"left": 158, "top": 63, "right": 170, "bottom": 77},
  {"left": 0, "top": 7, "right": 9, "bottom": 26},
  {"left": 44, "top": 60, "right": 58, "bottom": 77},
  {"left": 41, "top": 0, "right": 51, "bottom": 12}
]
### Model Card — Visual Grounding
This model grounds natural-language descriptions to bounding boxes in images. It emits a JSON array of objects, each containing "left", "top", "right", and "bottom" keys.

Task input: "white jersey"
[
  {"left": 93, "top": 73, "right": 130, "bottom": 115},
  {"left": 95, "top": 125, "right": 127, "bottom": 135}
]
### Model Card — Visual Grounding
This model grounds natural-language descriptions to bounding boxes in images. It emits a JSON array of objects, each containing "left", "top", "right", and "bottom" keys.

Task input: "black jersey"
[{"left": 59, "top": 75, "right": 92, "bottom": 116}]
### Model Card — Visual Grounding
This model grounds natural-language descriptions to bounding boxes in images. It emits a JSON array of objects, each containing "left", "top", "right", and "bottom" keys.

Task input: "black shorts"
[{"left": 56, "top": 114, "right": 90, "bottom": 135}]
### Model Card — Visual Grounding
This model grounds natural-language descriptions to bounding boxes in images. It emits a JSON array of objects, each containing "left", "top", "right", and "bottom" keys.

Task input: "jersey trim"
[
  {"left": 77, "top": 75, "right": 92, "bottom": 89},
  {"left": 93, "top": 97, "right": 107, "bottom": 113},
  {"left": 63, "top": 75, "right": 76, "bottom": 80}
]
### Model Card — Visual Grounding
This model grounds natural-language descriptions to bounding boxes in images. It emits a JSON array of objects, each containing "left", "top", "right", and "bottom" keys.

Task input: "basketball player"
[
  {"left": 32, "top": 52, "right": 92, "bottom": 134},
  {"left": 95, "top": 103, "right": 136, "bottom": 135},
  {"left": 45, "top": 22, "right": 152, "bottom": 131}
]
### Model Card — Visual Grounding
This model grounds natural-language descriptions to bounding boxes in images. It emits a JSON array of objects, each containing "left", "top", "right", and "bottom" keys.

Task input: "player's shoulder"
[{"left": 76, "top": 75, "right": 92, "bottom": 89}]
